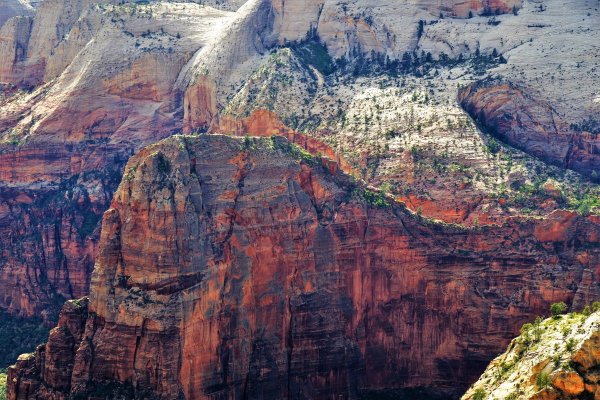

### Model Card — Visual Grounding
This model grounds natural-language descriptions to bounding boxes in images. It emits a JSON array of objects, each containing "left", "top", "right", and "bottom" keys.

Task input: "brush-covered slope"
[
  {"left": 462, "top": 308, "right": 600, "bottom": 400},
  {"left": 6, "top": 134, "right": 600, "bottom": 399}
]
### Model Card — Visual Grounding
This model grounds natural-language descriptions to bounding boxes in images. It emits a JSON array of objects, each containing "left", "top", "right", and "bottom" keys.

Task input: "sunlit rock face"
[
  {"left": 0, "top": 0, "right": 599, "bottom": 397},
  {"left": 7, "top": 135, "right": 600, "bottom": 399},
  {"left": 0, "top": 1, "right": 235, "bottom": 320},
  {"left": 462, "top": 311, "right": 600, "bottom": 400}
]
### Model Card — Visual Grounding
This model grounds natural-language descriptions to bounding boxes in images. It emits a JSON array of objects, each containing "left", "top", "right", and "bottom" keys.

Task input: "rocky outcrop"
[
  {"left": 459, "top": 79, "right": 600, "bottom": 179},
  {"left": 0, "top": 0, "right": 32, "bottom": 30},
  {"left": 0, "top": 16, "right": 32, "bottom": 84},
  {"left": 462, "top": 311, "right": 600, "bottom": 400},
  {"left": 271, "top": 0, "right": 522, "bottom": 60},
  {"left": 7, "top": 135, "right": 600, "bottom": 399},
  {"left": 0, "top": 2, "right": 236, "bottom": 320},
  {"left": 216, "top": 109, "right": 354, "bottom": 174}
]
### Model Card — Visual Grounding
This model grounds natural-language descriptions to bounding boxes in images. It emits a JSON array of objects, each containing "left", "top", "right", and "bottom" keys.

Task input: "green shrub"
[
  {"left": 582, "top": 305, "right": 592, "bottom": 316},
  {"left": 352, "top": 188, "right": 389, "bottom": 208},
  {"left": 520, "top": 323, "right": 533, "bottom": 335},
  {"left": 550, "top": 302, "right": 568, "bottom": 317},
  {"left": 536, "top": 371, "right": 550, "bottom": 388},
  {"left": 592, "top": 302, "right": 600, "bottom": 312},
  {"left": 472, "top": 387, "right": 486, "bottom": 400},
  {"left": 506, "top": 392, "right": 518, "bottom": 400},
  {"left": 565, "top": 338, "right": 576, "bottom": 352},
  {"left": 0, "top": 371, "right": 6, "bottom": 400},
  {"left": 292, "top": 40, "right": 335, "bottom": 75}
]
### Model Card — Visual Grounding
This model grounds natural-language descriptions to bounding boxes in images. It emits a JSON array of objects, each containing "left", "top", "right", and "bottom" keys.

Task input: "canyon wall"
[
  {"left": 0, "top": 2, "right": 235, "bottom": 320},
  {"left": 7, "top": 135, "right": 600, "bottom": 399}
]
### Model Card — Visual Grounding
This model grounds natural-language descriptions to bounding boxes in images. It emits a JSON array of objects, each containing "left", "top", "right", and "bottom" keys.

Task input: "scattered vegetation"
[
  {"left": 472, "top": 388, "right": 486, "bottom": 400},
  {"left": 0, "top": 370, "right": 5, "bottom": 400},
  {"left": 335, "top": 46, "right": 507, "bottom": 78},
  {"left": 550, "top": 302, "right": 568, "bottom": 318},
  {"left": 352, "top": 187, "right": 390, "bottom": 208},
  {"left": 0, "top": 311, "right": 49, "bottom": 369},
  {"left": 292, "top": 39, "right": 335, "bottom": 76},
  {"left": 570, "top": 117, "right": 600, "bottom": 135},
  {"left": 270, "top": 137, "right": 315, "bottom": 165}
]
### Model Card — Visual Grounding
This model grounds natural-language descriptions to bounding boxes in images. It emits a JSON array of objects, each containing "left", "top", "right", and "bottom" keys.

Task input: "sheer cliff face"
[
  {"left": 1, "top": 0, "right": 598, "bottom": 322},
  {"left": 0, "top": 2, "right": 234, "bottom": 320},
  {"left": 8, "top": 135, "right": 600, "bottom": 399}
]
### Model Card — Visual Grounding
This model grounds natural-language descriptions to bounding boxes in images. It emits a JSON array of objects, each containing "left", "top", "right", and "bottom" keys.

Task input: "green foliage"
[
  {"left": 472, "top": 387, "right": 486, "bottom": 400},
  {"left": 550, "top": 302, "right": 568, "bottom": 317},
  {"left": 486, "top": 139, "right": 501, "bottom": 154},
  {"left": 582, "top": 305, "right": 592, "bottom": 316},
  {"left": 553, "top": 354, "right": 562, "bottom": 368},
  {"left": 271, "top": 137, "right": 315, "bottom": 165},
  {"left": 352, "top": 188, "right": 390, "bottom": 208},
  {"left": 568, "top": 193, "right": 600, "bottom": 216},
  {"left": 292, "top": 40, "right": 335, "bottom": 75},
  {"left": 520, "top": 323, "right": 533, "bottom": 335},
  {"left": 243, "top": 135, "right": 254, "bottom": 150},
  {"left": 0, "top": 311, "right": 49, "bottom": 369},
  {"left": 593, "top": 302, "right": 600, "bottom": 312},
  {"left": 506, "top": 392, "right": 518, "bottom": 400},
  {"left": 536, "top": 371, "right": 550, "bottom": 389},
  {"left": 0, "top": 371, "right": 5, "bottom": 400},
  {"left": 124, "top": 164, "right": 138, "bottom": 182},
  {"left": 565, "top": 338, "right": 576, "bottom": 352}
]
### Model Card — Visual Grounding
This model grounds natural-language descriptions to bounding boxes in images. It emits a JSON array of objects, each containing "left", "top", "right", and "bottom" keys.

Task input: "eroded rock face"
[
  {"left": 8, "top": 135, "right": 600, "bottom": 399},
  {"left": 270, "top": 0, "right": 522, "bottom": 58},
  {"left": 0, "top": 0, "right": 32, "bottom": 30},
  {"left": 462, "top": 312, "right": 600, "bottom": 400},
  {"left": 459, "top": 79, "right": 600, "bottom": 179},
  {"left": 0, "top": 15, "right": 32, "bottom": 84},
  {"left": 0, "top": 2, "right": 235, "bottom": 320}
]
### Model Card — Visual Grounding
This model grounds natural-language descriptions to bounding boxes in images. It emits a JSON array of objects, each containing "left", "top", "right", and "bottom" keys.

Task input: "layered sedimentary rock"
[
  {"left": 459, "top": 79, "right": 600, "bottom": 179},
  {"left": 0, "top": 2, "right": 236, "bottom": 320},
  {"left": 8, "top": 135, "right": 600, "bottom": 399},
  {"left": 462, "top": 311, "right": 600, "bottom": 400}
]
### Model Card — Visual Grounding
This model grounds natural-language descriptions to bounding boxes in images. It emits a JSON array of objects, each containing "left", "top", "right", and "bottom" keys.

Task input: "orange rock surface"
[{"left": 7, "top": 135, "right": 600, "bottom": 399}]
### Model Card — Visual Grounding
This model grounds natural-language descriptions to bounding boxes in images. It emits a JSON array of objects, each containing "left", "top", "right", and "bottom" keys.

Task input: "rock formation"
[
  {"left": 462, "top": 310, "right": 600, "bottom": 400},
  {"left": 459, "top": 79, "right": 600, "bottom": 179},
  {"left": 0, "top": 1, "right": 236, "bottom": 320},
  {"left": 7, "top": 135, "right": 600, "bottom": 399},
  {"left": 0, "top": 0, "right": 599, "bottom": 396},
  {"left": 0, "top": 0, "right": 32, "bottom": 30}
]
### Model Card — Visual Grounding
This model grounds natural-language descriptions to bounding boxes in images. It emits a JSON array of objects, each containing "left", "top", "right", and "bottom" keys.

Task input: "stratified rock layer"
[
  {"left": 0, "top": 1, "right": 235, "bottom": 321},
  {"left": 8, "top": 135, "right": 600, "bottom": 399}
]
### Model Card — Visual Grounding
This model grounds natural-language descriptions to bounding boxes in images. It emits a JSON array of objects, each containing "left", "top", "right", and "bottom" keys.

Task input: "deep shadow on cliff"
[{"left": 7, "top": 135, "right": 600, "bottom": 400}]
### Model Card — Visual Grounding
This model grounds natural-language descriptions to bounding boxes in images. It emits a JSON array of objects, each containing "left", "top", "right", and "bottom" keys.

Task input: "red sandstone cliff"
[{"left": 7, "top": 135, "right": 600, "bottom": 399}]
